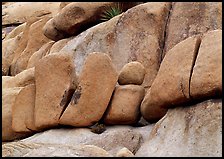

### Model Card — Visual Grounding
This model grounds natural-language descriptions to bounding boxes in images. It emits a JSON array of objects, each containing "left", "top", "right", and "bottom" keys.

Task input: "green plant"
[{"left": 100, "top": 3, "right": 123, "bottom": 21}]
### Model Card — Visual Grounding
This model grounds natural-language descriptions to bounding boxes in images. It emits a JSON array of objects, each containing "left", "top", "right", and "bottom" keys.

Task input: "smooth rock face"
[
  {"left": 59, "top": 52, "right": 118, "bottom": 127},
  {"left": 10, "top": 17, "right": 52, "bottom": 75},
  {"left": 2, "top": 142, "right": 112, "bottom": 157},
  {"left": 2, "top": 87, "right": 32, "bottom": 141},
  {"left": 60, "top": 2, "right": 171, "bottom": 90},
  {"left": 141, "top": 36, "right": 201, "bottom": 123},
  {"left": 136, "top": 99, "right": 222, "bottom": 157},
  {"left": 27, "top": 41, "right": 55, "bottom": 69},
  {"left": 163, "top": 2, "right": 222, "bottom": 57},
  {"left": 2, "top": 2, "right": 61, "bottom": 25},
  {"left": 4, "top": 23, "right": 26, "bottom": 40},
  {"left": 34, "top": 53, "right": 77, "bottom": 130},
  {"left": 190, "top": 30, "right": 222, "bottom": 99},
  {"left": 116, "top": 147, "right": 134, "bottom": 157},
  {"left": 103, "top": 85, "right": 145, "bottom": 125},
  {"left": 49, "top": 38, "right": 72, "bottom": 54},
  {"left": 12, "top": 84, "right": 39, "bottom": 133},
  {"left": 118, "top": 62, "right": 146, "bottom": 85},
  {"left": 2, "top": 67, "right": 35, "bottom": 89},
  {"left": 20, "top": 126, "right": 142, "bottom": 155}
]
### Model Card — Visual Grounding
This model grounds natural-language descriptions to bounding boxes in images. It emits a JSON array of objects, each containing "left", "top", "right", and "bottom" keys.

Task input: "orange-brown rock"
[
  {"left": 27, "top": 41, "right": 55, "bottom": 69},
  {"left": 118, "top": 62, "right": 146, "bottom": 85},
  {"left": 12, "top": 84, "right": 39, "bottom": 133},
  {"left": 141, "top": 36, "right": 201, "bottom": 122},
  {"left": 2, "top": 87, "right": 32, "bottom": 141},
  {"left": 59, "top": 52, "right": 118, "bottom": 127},
  {"left": 4, "top": 23, "right": 26, "bottom": 40},
  {"left": 34, "top": 53, "right": 77, "bottom": 130},
  {"left": 104, "top": 85, "right": 145, "bottom": 125},
  {"left": 190, "top": 30, "right": 222, "bottom": 99},
  {"left": 49, "top": 38, "right": 72, "bottom": 54}
]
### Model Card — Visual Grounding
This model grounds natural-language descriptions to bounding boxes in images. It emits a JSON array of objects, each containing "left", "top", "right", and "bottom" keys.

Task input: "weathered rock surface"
[
  {"left": 141, "top": 36, "right": 201, "bottom": 122},
  {"left": 136, "top": 99, "right": 222, "bottom": 157},
  {"left": 116, "top": 147, "right": 134, "bottom": 157},
  {"left": 3, "top": 67, "right": 35, "bottom": 89},
  {"left": 59, "top": 52, "right": 118, "bottom": 127},
  {"left": 10, "top": 17, "right": 52, "bottom": 75},
  {"left": 43, "top": 2, "right": 140, "bottom": 41},
  {"left": 49, "top": 37, "right": 72, "bottom": 54},
  {"left": 118, "top": 62, "right": 146, "bottom": 85},
  {"left": 20, "top": 126, "right": 143, "bottom": 155},
  {"left": 27, "top": 41, "right": 55, "bottom": 69},
  {"left": 2, "top": 142, "right": 112, "bottom": 157},
  {"left": 2, "top": 2, "right": 61, "bottom": 25},
  {"left": 163, "top": 2, "right": 222, "bottom": 57},
  {"left": 34, "top": 53, "right": 77, "bottom": 130},
  {"left": 60, "top": 2, "right": 171, "bottom": 89},
  {"left": 104, "top": 85, "right": 145, "bottom": 125},
  {"left": 2, "top": 87, "right": 32, "bottom": 141},
  {"left": 12, "top": 84, "right": 39, "bottom": 133},
  {"left": 4, "top": 23, "right": 26, "bottom": 40},
  {"left": 190, "top": 30, "right": 222, "bottom": 99}
]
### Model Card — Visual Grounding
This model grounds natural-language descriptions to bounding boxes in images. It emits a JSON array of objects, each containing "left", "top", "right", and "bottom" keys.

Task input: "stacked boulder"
[{"left": 103, "top": 62, "right": 146, "bottom": 125}]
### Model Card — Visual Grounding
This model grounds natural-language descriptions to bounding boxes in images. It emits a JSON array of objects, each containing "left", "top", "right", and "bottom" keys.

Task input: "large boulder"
[
  {"left": 190, "top": 30, "right": 222, "bottom": 99},
  {"left": 10, "top": 17, "right": 52, "bottom": 75},
  {"left": 59, "top": 52, "right": 118, "bottom": 127},
  {"left": 43, "top": 2, "right": 141, "bottom": 41},
  {"left": 103, "top": 85, "right": 145, "bottom": 125},
  {"left": 163, "top": 2, "right": 222, "bottom": 58},
  {"left": 2, "top": 87, "right": 32, "bottom": 141},
  {"left": 136, "top": 99, "right": 222, "bottom": 157},
  {"left": 2, "top": 142, "right": 112, "bottom": 157},
  {"left": 3, "top": 67, "right": 35, "bottom": 89},
  {"left": 141, "top": 35, "right": 201, "bottom": 123},
  {"left": 20, "top": 126, "right": 143, "bottom": 155},
  {"left": 12, "top": 84, "right": 39, "bottom": 133},
  {"left": 26, "top": 41, "right": 55, "bottom": 69},
  {"left": 59, "top": 2, "right": 171, "bottom": 89},
  {"left": 118, "top": 62, "right": 146, "bottom": 85},
  {"left": 34, "top": 53, "right": 77, "bottom": 130},
  {"left": 2, "top": 2, "right": 61, "bottom": 25}
]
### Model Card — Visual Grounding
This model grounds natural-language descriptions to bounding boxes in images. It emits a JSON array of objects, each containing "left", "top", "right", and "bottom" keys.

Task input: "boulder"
[
  {"left": 2, "top": 142, "right": 112, "bottom": 157},
  {"left": 20, "top": 125, "right": 142, "bottom": 155},
  {"left": 190, "top": 30, "right": 222, "bottom": 99},
  {"left": 3, "top": 67, "right": 35, "bottom": 89},
  {"left": 136, "top": 99, "right": 222, "bottom": 157},
  {"left": 118, "top": 61, "right": 146, "bottom": 85},
  {"left": 59, "top": 2, "right": 171, "bottom": 89},
  {"left": 34, "top": 53, "right": 77, "bottom": 130},
  {"left": 49, "top": 38, "right": 72, "bottom": 54},
  {"left": 163, "top": 2, "right": 222, "bottom": 58},
  {"left": 59, "top": 2, "right": 72, "bottom": 10},
  {"left": 12, "top": 84, "right": 39, "bottom": 133},
  {"left": 4, "top": 23, "right": 26, "bottom": 40},
  {"left": 2, "top": 87, "right": 32, "bottom": 141},
  {"left": 141, "top": 36, "right": 201, "bottom": 123},
  {"left": 10, "top": 16, "right": 52, "bottom": 75},
  {"left": 103, "top": 85, "right": 145, "bottom": 125},
  {"left": 2, "top": 57, "right": 10, "bottom": 76},
  {"left": 59, "top": 52, "right": 118, "bottom": 127},
  {"left": 27, "top": 41, "right": 55, "bottom": 69},
  {"left": 116, "top": 147, "right": 134, "bottom": 157},
  {"left": 2, "top": 2, "right": 61, "bottom": 25},
  {"left": 43, "top": 2, "right": 140, "bottom": 41}
]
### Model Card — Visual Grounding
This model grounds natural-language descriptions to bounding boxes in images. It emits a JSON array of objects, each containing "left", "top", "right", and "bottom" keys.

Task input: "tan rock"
[
  {"left": 34, "top": 53, "right": 77, "bottom": 130},
  {"left": 116, "top": 147, "right": 134, "bottom": 157},
  {"left": 2, "top": 57, "right": 10, "bottom": 76},
  {"left": 2, "top": 87, "right": 32, "bottom": 141},
  {"left": 136, "top": 99, "right": 222, "bottom": 157},
  {"left": 118, "top": 62, "right": 146, "bottom": 85},
  {"left": 59, "top": 52, "right": 118, "bottom": 127},
  {"left": 2, "top": 2, "right": 61, "bottom": 25},
  {"left": 59, "top": 2, "right": 72, "bottom": 10},
  {"left": 163, "top": 2, "right": 222, "bottom": 58},
  {"left": 104, "top": 85, "right": 145, "bottom": 125},
  {"left": 190, "top": 30, "right": 222, "bottom": 99},
  {"left": 3, "top": 67, "right": 35, "bottom": 89},
  {"left": 10, "top": 17, "right": 52, "bottom": 75},
  {"left": 60, "top": 2, "right": 171, "bottom": 89},
  {"left": 49, "top": 38, "right": 72, "bottom": 54},
  {"left": 141, "top": 36, "right": 201, "bottom": 123},
  {"left": 27, "top": 41, "right": 55, "bottom": 69},
  {"left": 4, "top": 23, "right": 26, "bottom": 40},
  {"left": 12, "top": 84, "right": 39, "bottom": 133}
]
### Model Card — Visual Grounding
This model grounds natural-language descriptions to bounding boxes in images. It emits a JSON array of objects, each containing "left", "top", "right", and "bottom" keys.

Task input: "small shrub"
[{"left": 100, "top": 3, "right": 123, "bottom": 21}]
